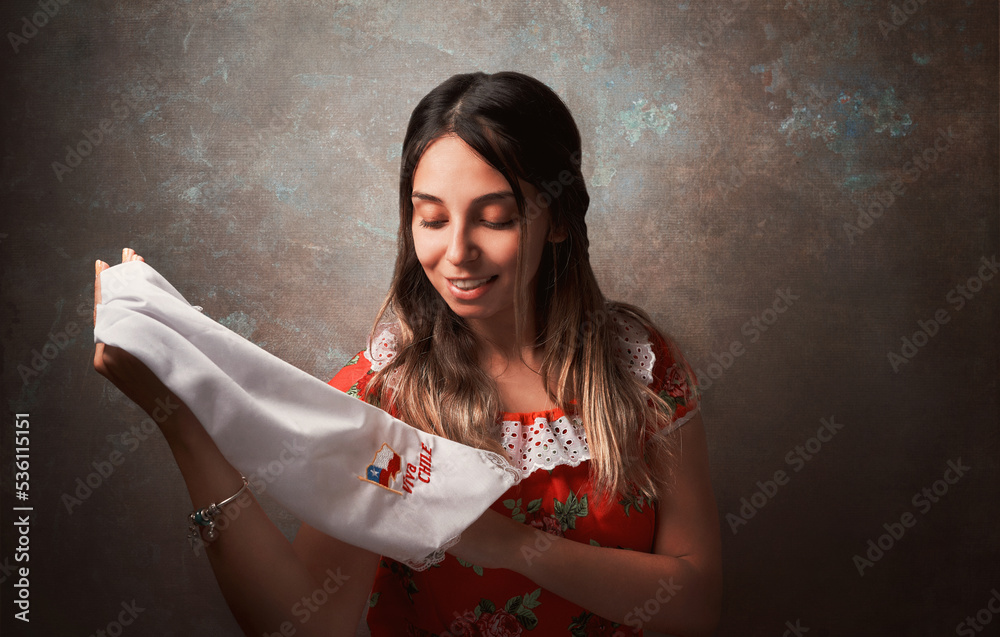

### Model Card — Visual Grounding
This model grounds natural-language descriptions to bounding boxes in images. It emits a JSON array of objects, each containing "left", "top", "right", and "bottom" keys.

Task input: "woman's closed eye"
[
  {"left": 416, "top": 217, "right": 517, "bottom": 230},
  {"left": 481, "top": 218, "right": 516, "bottom": 230},
  {"left": 418, "top": 218, "right": 447, "bottom": 229}
]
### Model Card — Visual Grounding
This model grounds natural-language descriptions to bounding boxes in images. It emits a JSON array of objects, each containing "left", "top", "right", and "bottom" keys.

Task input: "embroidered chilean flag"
[{"left": 365, "top": 443, "right": 402, "bottom": 489}]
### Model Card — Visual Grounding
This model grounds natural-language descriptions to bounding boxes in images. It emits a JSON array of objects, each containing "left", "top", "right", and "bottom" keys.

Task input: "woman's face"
[{"left": 410, "top": 134, "right": 553, "bottom": 331}]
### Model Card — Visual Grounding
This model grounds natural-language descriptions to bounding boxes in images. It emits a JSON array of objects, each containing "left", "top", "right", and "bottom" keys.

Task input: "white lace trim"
[
  {"left": 502, "top": 414, "right": 592, "bottom": 479},
  {"left": 657, "top": 404, "right": 700, "bottom": 437},
  {"left": 610, "top": 312, "right": 655, "bottom": 386},
  {"left": 401, "top": 450, "right": 519, "bottom": 571},
  {"left": 401, "top": 451, "right": 518, "bottom": 571},
  {"left": 362, "top": 311, "right": 697, "bottom": 481},
  {"left": 402, "top": 533, "right": 462, "bottom": 571},
  {"left": 480, "top": 449, "right": 523, "bottom": 486}
]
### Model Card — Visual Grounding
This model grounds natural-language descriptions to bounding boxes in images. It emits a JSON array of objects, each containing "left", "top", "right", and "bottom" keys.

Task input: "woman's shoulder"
[
  {"left": 606, "top": 303, "right": 700, "bottom": 425},
  {"left": 327, "top": 321, "right": 401, "bottom": 396},
  {"left": 327, "top": 350, "right": 373, "bottom": 396},
  {"left": 607, "top": 305, "right": 659, "bottom": 386},
  {"left": 364, "top": 320, "right": 401, "bottom": 372}
]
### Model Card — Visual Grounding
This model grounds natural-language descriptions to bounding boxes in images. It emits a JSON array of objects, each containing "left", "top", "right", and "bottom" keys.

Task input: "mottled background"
[{"left": 1, "top": 0, "right": 997, "bottom": 635}]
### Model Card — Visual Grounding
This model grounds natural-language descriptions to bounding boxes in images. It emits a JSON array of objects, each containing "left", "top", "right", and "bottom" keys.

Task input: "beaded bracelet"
[{"left": 187, "top": 475, "right": 251, "bottom": 543}]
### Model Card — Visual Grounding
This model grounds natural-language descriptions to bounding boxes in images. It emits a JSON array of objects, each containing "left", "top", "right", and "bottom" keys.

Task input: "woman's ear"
[{"left": 548, "top": 224, "right": 568, "bottom": 243}]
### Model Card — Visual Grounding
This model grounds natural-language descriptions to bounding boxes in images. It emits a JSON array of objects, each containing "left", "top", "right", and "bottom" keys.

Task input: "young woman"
[{"left": 94, "top": 71, "right": 721, "bottom": 636}]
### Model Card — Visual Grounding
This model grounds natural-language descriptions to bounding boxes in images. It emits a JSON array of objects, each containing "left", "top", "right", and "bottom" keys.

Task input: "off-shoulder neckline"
[{"left": 500, "top": 406, "right": 569, "bottom": 421}]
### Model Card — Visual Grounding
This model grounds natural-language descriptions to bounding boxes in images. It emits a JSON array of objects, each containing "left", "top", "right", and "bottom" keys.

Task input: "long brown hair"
[{"left": 367, "top": 71, "right": 688, "bottom": 501}]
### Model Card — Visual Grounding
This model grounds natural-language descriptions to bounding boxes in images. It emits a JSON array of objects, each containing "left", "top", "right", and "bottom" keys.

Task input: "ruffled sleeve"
[
  {"left": 328, "top": 322, "right": 400, "bottom": 407},
  {"left": 647, "top": 329, "right": 701, "bottom": 434},
  {"left": 610, "top": 309, "right": 700, "bottom": 435},
  {"left": 328, "top": 350, "right": 375, "bottom": 400}
]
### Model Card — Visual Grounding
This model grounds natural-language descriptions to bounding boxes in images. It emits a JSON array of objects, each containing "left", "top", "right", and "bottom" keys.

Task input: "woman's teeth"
[{"left": 451, "top": 277, "right": 493, "bottom": 290}]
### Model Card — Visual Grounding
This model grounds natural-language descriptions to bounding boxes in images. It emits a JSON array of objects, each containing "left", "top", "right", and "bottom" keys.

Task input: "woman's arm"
[
  {"left": 94, "top": 250, "right": 378, "bottom": 636},
  {"left": 449, "top": 412, "right": 722, "bottom": 636},
  {"left": 161, "top": 403, "right": 379, "bottom": 636}
]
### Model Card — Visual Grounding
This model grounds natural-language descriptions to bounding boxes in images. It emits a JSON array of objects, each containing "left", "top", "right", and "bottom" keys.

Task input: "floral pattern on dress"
[
  {"left": 568, "top": 611, "right": 630, "bottom": 637},
  {"left": 553, "top": 490, "right": 589, "bottom": 532},
  {"left": 619, "top": 494, "right": 648, "bottom": 518},
  {"left": 456, "top": 556, "right": 485, "bottom": 577},
  {"left": 503, "top": 489, "right": 590, "bottom": 535},
  {"left": 379, "top": 558, "right": 419, "bottom": 604},
  {"left": 327, "top": 311, "right": 698, "bottom": 636},
  {"left": 529, "top": 515, "right": 564, "bottom": 538},
  {"left": 503, "top": 497, "right": 542, "bottom": 524},
  {"left": 473, "top": 588, "right": 542, "bottom": 633}
]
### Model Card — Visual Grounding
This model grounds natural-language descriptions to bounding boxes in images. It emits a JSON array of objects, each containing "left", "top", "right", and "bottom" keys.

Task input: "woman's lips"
[{"left": 447, "top": 275, "right": 498, "bottom": 300}]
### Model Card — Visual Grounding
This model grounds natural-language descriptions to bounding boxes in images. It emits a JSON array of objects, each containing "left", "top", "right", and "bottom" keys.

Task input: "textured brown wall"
[{"left": 1, "top": 1, "right": 997, "bottom": 635}]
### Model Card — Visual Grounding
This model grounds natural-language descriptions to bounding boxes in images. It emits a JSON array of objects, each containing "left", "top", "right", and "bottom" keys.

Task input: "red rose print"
[
  {"left": 665, "top": 364, "right": 689, "bottom": 398},
  {"left": 584, "top": 613, "right": 630, "bottom": 635},
  {"left": 528, "top": 515, "right": 564, "bottom": 537},
  {"left": 445, "top": 616, "right": 477, "bottom": 637},
  {"left": 475, "top": 610, "right": 524, "bottom": 637}
]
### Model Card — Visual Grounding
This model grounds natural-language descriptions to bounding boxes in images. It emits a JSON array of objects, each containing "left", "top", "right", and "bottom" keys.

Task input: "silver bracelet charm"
[{"left": 187, "top": 475, "right": 251, "bottom": 543}]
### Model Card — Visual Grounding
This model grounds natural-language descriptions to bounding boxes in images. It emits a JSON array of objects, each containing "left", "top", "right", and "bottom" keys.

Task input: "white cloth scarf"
[{"left": 94, "top": 261, "right": 520, "bottom": 569}]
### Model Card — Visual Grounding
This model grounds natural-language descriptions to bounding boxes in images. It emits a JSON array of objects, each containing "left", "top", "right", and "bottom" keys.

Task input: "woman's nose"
[{"left": 445, "top": 224, "right": 479, "bottom": 265}]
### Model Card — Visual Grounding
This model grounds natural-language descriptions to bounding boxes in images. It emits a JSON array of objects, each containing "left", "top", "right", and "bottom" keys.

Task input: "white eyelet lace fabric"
[
  {"left": 365, "top": 324, "right": 399, "bottom": 372},
  {"left": 363, "top": 310, "right": 672, "bottom": 482},
  {"left": 501, "top": 414, "right": 592, "bottom": 480},
  {"left": 610, "top": 311, "right": 656, "bottom": 386},
  {"left": 499, "top": 312, "right": 662, "bottom": 478}
]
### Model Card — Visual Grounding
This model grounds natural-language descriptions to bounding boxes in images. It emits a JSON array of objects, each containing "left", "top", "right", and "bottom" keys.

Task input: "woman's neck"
[{"left": 466, "top": 311, "right": 539, "bottom": 369}]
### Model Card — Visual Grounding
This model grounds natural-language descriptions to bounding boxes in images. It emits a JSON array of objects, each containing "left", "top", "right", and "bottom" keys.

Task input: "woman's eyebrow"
[{"left": 411, "top": 190, "right": 515, "bottom": 205}]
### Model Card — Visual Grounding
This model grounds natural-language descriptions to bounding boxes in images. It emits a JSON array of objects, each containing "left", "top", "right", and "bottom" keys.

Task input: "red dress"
[{"left": 327, "top": 312, "right": 699, "bottom": 637}]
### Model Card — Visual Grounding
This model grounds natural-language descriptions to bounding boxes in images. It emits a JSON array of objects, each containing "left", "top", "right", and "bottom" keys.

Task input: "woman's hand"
[
  {"left": 95, "top": 248, "right": 377, "bottom": 634},
  {"left": 93, "top": 248, "right": 181, "bottom": 427}
]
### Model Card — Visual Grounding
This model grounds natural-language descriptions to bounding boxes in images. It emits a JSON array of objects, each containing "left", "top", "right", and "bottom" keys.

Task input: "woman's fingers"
[
  {"left": 93, "top": 342, "right": 108, "bottom": 376},
  {"left": 94, "top": 259, "right": 108, "bottom": 325},
  {"left": 95, "top": 248, "right": 145, "bottom": 325},
  {"left": 94, "top": 246, "right": 146, "bottom": 343},
  {"left": 93, "top": 342, "right": 176, "bottom": 421},
  {"left": 93, "top": 258, "right": 111, "bottom": 373},
  {"left": 121, "top": 247, "right": 144, "bottom": 263},
  {"left": 94, "top": 248, "right": 176, "bottom": 421}
]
